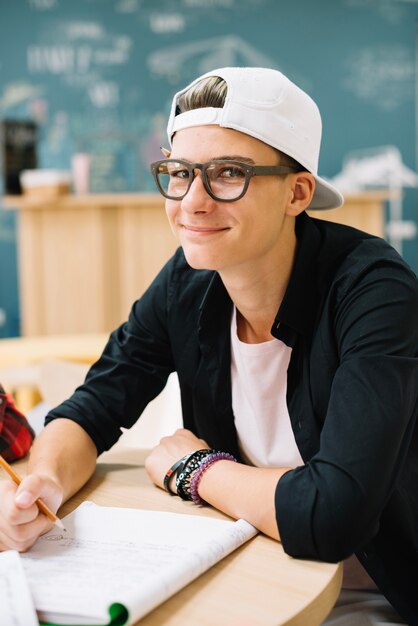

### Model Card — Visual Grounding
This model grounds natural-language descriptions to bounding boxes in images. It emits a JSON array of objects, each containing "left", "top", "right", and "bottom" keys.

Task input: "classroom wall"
[{"left": 0, "top": 0, "right": 417, "bottom": 336}]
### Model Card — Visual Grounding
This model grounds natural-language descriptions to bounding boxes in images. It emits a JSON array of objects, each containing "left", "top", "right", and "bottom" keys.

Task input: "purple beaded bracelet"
[{"left": 189, "top": 452, "right": 237, "bottom": 505}]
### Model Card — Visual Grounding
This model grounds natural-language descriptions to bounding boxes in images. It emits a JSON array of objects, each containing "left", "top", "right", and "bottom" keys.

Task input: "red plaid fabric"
[{"left": 0, "top": 383, "right": 35, "bottom": 462}]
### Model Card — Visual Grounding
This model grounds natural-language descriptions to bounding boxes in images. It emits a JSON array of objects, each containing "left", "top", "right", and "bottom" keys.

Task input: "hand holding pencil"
[{"left": 0, "top": 454, "right": 66, "bottom": 551}]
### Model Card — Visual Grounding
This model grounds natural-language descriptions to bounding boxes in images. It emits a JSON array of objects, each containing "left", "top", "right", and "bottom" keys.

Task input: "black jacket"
[{"left": 47, "top": 213, "right": 418, "bottom": 624}]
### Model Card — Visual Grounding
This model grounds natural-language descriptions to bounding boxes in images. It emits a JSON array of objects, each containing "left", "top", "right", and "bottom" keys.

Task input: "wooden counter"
[
  {"left": 3, "top": 193, "right": 177, "bottom": 336},
  {"left": 307, "top": 190, "right": 390, "bottom": 235},
  {"left": 3, "top": 191, "right": 391, "bottom": 336}
]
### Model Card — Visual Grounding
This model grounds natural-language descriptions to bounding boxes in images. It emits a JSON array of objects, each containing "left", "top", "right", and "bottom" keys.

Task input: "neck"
[{"left": 221, "top": 229, "right": 297, "bottom": 344}]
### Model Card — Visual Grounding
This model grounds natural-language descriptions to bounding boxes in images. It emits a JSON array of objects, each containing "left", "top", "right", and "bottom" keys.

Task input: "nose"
[{"left": 180, "top": 170, "right": 216, "bottom": 213}]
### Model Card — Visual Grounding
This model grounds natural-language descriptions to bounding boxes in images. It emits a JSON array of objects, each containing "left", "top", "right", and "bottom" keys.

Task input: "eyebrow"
[
  {"left": 214, "top": 155, "right": 256, "bottom": 163},
  {"left": 175, "top": 156, "right": 257, "bottom": 164}
]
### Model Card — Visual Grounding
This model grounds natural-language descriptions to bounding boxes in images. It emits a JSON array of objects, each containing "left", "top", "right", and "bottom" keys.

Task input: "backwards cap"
[{"left": 167, "top": 67, "right": 343, "bottom": 210}]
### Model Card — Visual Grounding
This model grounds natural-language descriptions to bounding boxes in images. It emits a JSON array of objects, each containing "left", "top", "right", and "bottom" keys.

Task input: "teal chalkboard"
[{"left": 0, "top": 0, "right": 417, "bottom": 335}]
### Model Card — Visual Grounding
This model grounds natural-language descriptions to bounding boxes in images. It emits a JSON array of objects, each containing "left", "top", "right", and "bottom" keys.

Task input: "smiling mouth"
[{"left": 182, "top": 225, "right": 229, "bottom": 233}]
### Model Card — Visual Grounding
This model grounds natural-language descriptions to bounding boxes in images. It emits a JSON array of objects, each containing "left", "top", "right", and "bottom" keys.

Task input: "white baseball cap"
[{"left": 167, "top": 67, "right": 343, "bottom": 211}]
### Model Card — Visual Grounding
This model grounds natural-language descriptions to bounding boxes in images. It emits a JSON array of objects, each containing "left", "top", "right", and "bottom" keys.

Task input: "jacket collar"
[{"left": 274, "top": 212, "right": 322, "bottom": 341}]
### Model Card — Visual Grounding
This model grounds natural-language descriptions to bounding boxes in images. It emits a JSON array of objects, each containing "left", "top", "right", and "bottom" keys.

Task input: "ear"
[
  {"left": 160, "top": 146, "right": 171, "bottom": 158},
  {"left": 286, "top": 172, "right": 315, "bottom": 216}
]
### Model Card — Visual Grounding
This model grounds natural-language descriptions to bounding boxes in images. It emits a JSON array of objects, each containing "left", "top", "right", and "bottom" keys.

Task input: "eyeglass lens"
[{"left": 155, "top": 161, "right": 248, "bottom": 200}]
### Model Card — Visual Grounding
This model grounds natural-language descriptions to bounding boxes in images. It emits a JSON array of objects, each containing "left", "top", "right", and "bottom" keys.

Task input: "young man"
[
  {"left": 0, "top": 67, "right": 417, "bottom": 624},
  {"left": 0, "top": 383, "right": 35, "bottom": 462}
]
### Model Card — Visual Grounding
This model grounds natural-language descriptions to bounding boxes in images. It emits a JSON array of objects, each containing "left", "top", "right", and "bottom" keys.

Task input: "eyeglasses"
[{"left": 150, "top": 159, "right": 299, "bottom": 202}]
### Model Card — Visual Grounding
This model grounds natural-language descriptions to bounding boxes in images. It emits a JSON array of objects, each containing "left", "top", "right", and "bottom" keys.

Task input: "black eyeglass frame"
[{"left": 150, "top": 158, "right": 299, "bottom": 202}]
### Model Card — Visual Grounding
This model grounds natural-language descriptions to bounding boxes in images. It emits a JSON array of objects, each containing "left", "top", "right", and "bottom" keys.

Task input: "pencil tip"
[{"left": 54, "top": 518, "right": 66, "bottom": 531}]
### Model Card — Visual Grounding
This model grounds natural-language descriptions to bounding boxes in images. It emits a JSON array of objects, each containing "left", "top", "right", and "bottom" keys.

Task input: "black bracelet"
[
  {"left": 176, "top": 449, "right": 214, "bottom": 501},
  {"left": 163, "top": 454, "right": 192, "bottom": 495}
]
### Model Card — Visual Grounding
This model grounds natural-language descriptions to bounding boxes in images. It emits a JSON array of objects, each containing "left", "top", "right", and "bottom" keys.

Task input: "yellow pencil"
[{"left": 0, "top": 454, "right": 66, "bottom": 531}]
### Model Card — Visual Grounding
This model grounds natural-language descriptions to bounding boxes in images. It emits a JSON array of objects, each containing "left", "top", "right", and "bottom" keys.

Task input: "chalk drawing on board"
[
  {"left": 66, "top": 22, "right": 105, "bottom": 41},
  {"left": 29, "top": 0, "right": 58, "bottom": 10},
  {"left": 28, "top": 42, "right": 131, "bottom": 76},
  {"left": 27, "top": 21, "right": 132, "bottom": 96},
  {"left": 330, "top": 145, "right": 418, "bottom": 254},
  {"left": 330, "top": 146, "right": 418, "bottom": 192},
  {"left": 88, "top": 81, "right": 120, "bottom": 108},
  {"left": 342, "top": 45, "right": 414, "bottom": 111},
  {"left": 149, "top": 13, "right": 186, "bottom": 34},
  {"left": 343, "top": 0, "right": 409, "bottom": 23},
  {"left": 0, "top": 82, "right": 44, "bottom": 111},
  {"left": 28, "top": 46, "right": 76, "bottom": 75},
  {"left": 182, "top": 0, "right": 263, "bottom": 8},
  {"left": 148, "top": 35, "right": 276, "bottom": 83},
  {"left": 115, "top": 0, "right": 140, "bottom": 13}
]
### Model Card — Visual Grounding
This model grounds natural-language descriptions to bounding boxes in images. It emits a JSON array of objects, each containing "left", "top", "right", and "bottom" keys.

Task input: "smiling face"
[{"left": 166, "top": 125, "right": 307, "bottom": 280}]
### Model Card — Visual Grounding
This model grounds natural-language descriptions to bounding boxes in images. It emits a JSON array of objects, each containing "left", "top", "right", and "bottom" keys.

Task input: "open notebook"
[{"left": 20, "top": 501, "right": 257, "bottom": 626}]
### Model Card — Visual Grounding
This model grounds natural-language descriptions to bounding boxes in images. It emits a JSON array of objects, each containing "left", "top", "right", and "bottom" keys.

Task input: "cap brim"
[{"left": 309, "top": 175, "right": 344, "bottom": 211}]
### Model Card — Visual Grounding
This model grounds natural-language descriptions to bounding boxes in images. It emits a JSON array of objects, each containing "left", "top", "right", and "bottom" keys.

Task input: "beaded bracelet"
[
  {"left": 189, "top": 452, "right": 237, "bottom": 505},
  {"left": 175, "top": 449, "right": 214, "bottom": 501}
]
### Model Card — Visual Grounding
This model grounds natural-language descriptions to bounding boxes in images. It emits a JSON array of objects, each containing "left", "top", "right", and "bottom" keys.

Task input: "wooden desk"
[
  {"left": 3, "top": 191, "right": 391, "bottom": 337},
  {"left": 53, "top": 447, "right": 342, "bottom": 626}
]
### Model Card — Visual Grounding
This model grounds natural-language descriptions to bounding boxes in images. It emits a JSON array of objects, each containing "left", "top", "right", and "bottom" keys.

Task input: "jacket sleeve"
[{"left": 275, "top": 258, "right": 418, "bottom": 562}]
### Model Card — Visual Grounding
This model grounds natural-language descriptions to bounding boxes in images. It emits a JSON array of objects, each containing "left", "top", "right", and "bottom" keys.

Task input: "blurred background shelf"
[{"left": 3, "top": 190, "right": 391, "bottom": 337}]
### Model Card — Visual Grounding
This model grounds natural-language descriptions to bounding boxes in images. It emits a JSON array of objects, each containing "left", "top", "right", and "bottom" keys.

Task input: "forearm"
[
  {"left": 197, "top": 460, "right": 291, "bottom": 540},
  {"left": 145, "top": 429, "right": 292, "bottom": 540},
  {"left": 27, "top": 418, "right": 98, "bottom": 503}
]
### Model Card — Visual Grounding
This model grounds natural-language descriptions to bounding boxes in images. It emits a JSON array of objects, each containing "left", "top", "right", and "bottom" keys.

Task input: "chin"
[{"left": 181, "top": 247, "right": 223, "bottom": 271}]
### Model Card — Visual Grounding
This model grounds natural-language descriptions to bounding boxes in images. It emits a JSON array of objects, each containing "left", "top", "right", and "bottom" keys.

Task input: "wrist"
[
  {"left": 163, "top": 453, "right": 193, "bottom": 495},
  {"left": 190, "top": 453, "right": 237, "bottom": 505},
  {"left": 175, "top": 449, "right": 212, "bottom": 500},
  {"left": 163, "top": 449, "right": 237, "bottom": 505},
  {"left": 27, "top": 462, "right": 64, "bottom": 494}
]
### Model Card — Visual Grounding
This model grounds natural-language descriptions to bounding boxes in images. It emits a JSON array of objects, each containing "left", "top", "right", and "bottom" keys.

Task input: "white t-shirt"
[
  {"left": 230, "top": 307, "right": 303, "bottom": 469},
  {"left": 230, "top": 307, "right": 378, "bottom": 593}
]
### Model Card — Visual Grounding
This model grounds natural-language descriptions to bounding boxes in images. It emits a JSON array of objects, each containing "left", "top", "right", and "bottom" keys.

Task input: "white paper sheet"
[
  {"left": 21, "top": 501, "right": 257, "bottom": 625},
  {"left": 0, "top": 550, "right": 39, "bottom": 626}
]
